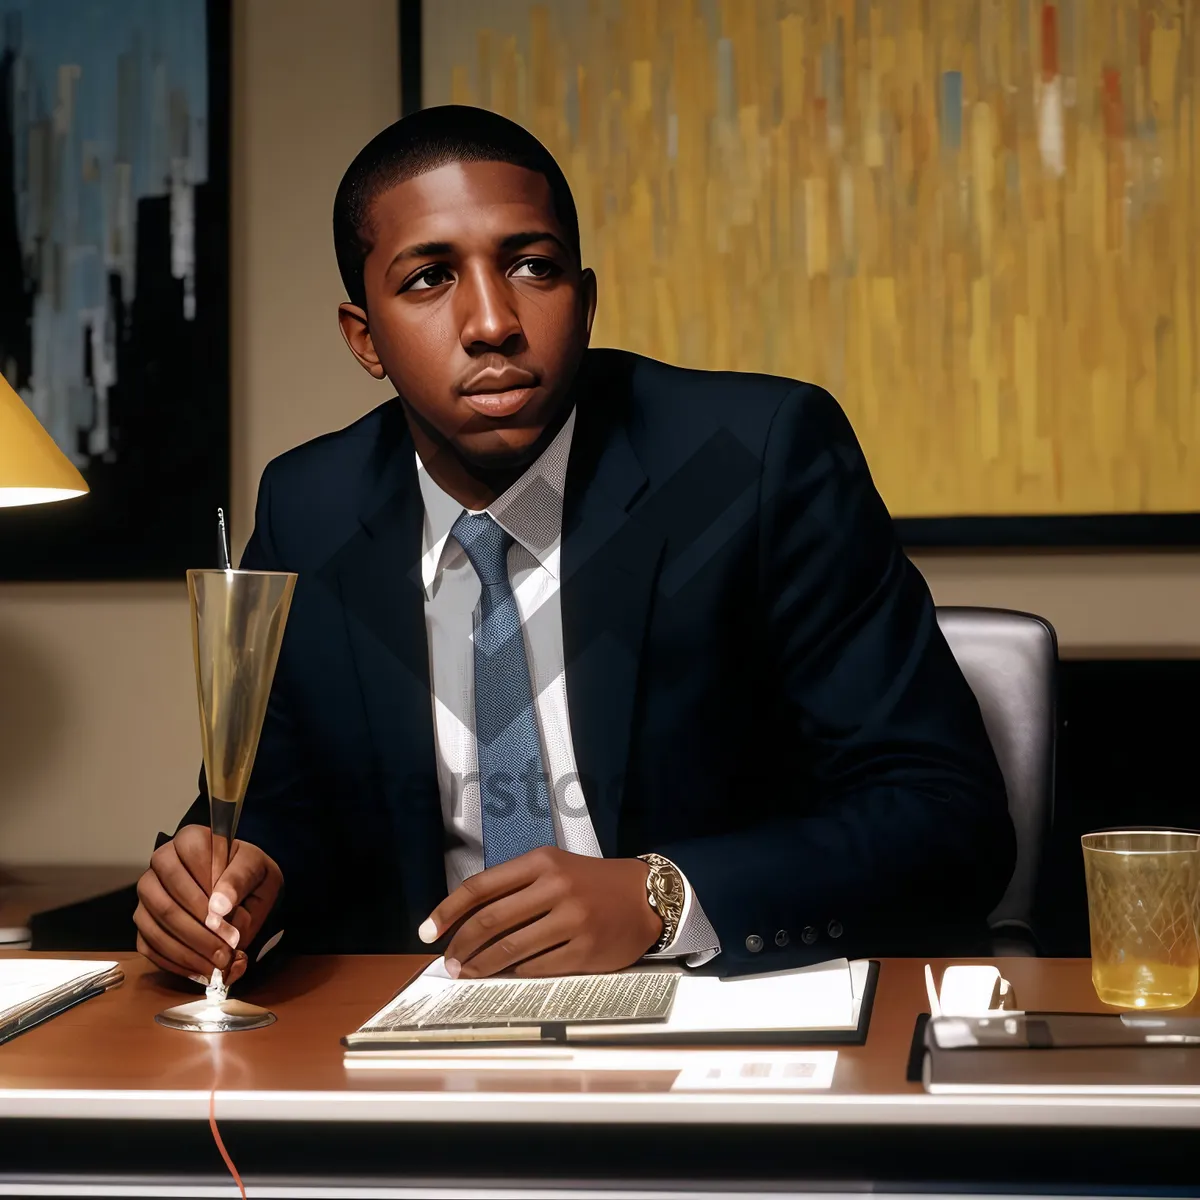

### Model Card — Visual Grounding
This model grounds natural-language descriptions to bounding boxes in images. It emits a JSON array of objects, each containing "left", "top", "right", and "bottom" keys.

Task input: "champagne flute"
[{"left": 156, "top": 566, "right": 297, "bottom": 1033}]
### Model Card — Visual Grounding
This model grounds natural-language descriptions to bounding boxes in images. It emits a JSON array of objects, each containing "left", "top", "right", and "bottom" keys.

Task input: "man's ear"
[
  {"left": 338, "top": 303, "right": 387, "bottom": 379},
  {"left": 580, "top": 267, "right": 597, "bottom": 342}
]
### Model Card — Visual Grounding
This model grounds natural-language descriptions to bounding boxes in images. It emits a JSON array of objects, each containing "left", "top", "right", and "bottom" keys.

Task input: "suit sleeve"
[
  {"left": 173, "top": 464, "right": 320, "bottom": 953},
  {"left": 656, "top": 385, "right": 1015, "bottom": 973}
]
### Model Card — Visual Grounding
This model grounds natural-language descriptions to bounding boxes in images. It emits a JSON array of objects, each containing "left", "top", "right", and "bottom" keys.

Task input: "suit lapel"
[
  {"left": 316, "top": 369, "right": 665, "bottom": 903},
  {"left": 561, "top": 374, "right": 665, "bottom": 856},
  {"left": 317, "top": 404, "right": 446, "bottom": 925}
]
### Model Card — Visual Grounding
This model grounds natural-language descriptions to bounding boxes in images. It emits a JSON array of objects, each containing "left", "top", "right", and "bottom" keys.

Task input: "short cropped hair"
[{"left": 333, "top": 105, "right": 581, "bottom": 309}]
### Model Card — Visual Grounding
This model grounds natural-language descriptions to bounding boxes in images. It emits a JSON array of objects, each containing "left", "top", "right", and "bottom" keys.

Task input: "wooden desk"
[{"left": 1, "top": 953, "right": 1198, "bottom": 1197}]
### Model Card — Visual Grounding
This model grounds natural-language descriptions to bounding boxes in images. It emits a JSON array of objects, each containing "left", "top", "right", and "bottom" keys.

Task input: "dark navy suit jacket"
[{"left": 179, "top": 349, "right": 1015, "bottom": 975}]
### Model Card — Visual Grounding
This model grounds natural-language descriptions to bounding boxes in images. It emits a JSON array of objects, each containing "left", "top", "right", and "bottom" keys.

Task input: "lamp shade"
[{"left": 0, "top": 373, "right": 89, "bottom": 508}]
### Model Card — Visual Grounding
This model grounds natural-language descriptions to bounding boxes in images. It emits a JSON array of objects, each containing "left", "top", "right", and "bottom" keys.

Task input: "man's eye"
[
  {"left": 405, "top": 265, "right": 453, "bottom": 292},
  {"left": 511, "top": 258, "right": 559, "bottom": 280}
]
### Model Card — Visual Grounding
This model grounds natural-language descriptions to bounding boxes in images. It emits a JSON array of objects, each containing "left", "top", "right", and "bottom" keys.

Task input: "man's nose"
[{"left": 457, "top": 267, "right": 522, "bottom": 350}]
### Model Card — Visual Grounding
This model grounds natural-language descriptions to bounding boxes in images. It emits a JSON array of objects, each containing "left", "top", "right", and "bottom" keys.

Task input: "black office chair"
[{"left": 936, "top": 606, "right": 1057, "bottom": 957}]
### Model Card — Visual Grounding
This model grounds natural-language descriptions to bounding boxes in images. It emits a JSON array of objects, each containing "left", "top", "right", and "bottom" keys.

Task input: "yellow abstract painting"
[{"left": 422, "top": 0, "right": 1199, "bottom": 519}]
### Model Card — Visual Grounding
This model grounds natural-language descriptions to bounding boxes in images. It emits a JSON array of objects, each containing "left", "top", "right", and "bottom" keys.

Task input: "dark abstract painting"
[{"left": 0, "top": 0, "right": 228, "bottom": 580}]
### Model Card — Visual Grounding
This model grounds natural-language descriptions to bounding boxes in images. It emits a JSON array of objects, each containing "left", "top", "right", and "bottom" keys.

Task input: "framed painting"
[
  {"left": 404, "top": 0, "right": 1199, "bottom": 546},
  {"left": 0, "top": 0, "right": 229, "bottom": 579}
]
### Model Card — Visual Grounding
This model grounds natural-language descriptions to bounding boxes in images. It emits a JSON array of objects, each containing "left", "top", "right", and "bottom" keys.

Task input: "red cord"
[{"left": 208, "top": 1087, "right": 248, "bottom": 1200}]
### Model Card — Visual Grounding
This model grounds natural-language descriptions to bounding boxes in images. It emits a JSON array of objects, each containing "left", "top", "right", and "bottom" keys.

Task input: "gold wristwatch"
[{"left": 638, "top": 853, "right": 685, "bottom": 953}]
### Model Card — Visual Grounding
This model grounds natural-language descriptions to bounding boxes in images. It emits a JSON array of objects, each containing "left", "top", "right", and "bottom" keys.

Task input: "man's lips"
[
  {"left": 460, "top": 387, "right": 536, "bottom": 419},
  {"left": 458, "top": 367, "right": 539, "bottom": 419}
]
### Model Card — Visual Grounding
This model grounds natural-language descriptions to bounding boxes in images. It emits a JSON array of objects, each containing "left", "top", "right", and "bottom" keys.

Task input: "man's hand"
[
  {"left": 133, "top": 824, "right": 283, "bottom": 987},
  {"left": 419, "top": 847, "right": 662, "bottom": 978}
]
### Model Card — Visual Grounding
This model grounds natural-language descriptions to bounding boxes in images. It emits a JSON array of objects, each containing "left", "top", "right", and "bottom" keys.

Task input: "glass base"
[{"left": 154, "top": 997, "right": 277, "bottom": 1033}]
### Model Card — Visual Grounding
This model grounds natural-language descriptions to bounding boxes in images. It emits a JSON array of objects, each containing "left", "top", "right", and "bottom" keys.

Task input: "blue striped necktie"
[{"left": 451, "top": 512, "right": 557, "bottom": 868}]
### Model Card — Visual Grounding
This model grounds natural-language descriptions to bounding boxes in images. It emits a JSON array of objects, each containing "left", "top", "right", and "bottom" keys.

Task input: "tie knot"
[{"left": 452, "top": 512, "right": 514, "bottom": 588}]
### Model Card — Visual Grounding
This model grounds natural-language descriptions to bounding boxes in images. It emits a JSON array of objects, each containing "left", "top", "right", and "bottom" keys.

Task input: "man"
[{"left": 135, "top": 106, "right": 1014, "bottom": 988}]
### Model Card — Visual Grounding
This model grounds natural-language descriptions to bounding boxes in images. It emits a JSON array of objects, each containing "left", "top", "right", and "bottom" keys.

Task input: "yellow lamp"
[
  {"left": 0, "top": 372, "right": 89, "bottom": 508},
  {"left": 0, "top": 373, "right": 88, "bottom": 948}
]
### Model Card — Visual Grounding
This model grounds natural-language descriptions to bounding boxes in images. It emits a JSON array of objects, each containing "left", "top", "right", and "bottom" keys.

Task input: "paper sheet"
[
  {"left": 358, "top": 956, "right": 857, "bottom": 1042},
  {"left": 672, "top": 1050, "right": 838, "bottom": 1090},
  {"left": 0, "top": 959, "right": 119, "bottom": 1024},
  {"left": 571, "top": 957, "right": 855, "bottom": 1039},
  {"left": 345, "top": 1045, "right": 839, "bottom": 1087}
]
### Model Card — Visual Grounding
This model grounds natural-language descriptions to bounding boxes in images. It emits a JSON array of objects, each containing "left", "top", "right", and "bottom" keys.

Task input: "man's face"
[{"left": 339, "top": 160, "right": 595, "bottom": 469}]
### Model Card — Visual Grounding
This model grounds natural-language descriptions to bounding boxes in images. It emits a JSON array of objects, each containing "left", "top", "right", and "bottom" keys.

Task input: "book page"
[
  {"left": 360, "top": 969, "right": 679, "bottom": 1032},
  {"left": 352, "top": 957, "right": 857, "bottom": 1044},
  {"left": 0, "top": 960, "right": 119, "bottom": 1025},
  {"left": 569, "top": 957, "right": 856, "bottom": 1039}
]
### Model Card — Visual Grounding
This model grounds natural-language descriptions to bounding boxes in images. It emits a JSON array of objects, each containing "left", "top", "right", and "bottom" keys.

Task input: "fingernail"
[
  {"left": 224, "top": 927, "right": 240, "bottom": 950},
  {"left": 418, "top": 918, "right": 438, "bottom": 944},
  {"left": 445, "top": 958, "right": 461, "bottom": 979},
  {"left": 215, "top": 949, "right": 231, "bottom": 970},
  {"left": 205, "top": 912, "right": 222, "bottom": 933},
  {"left": 209, "top": 894, "right": 232, "bottom": 917}
]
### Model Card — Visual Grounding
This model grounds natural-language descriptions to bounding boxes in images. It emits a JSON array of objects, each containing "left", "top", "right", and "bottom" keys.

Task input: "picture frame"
[
  {"left": 0, "top": 0, "right": 230, "bottom": 580},
  {"left": 399, "top": 0, "right": 1200, "bottom": 549}
]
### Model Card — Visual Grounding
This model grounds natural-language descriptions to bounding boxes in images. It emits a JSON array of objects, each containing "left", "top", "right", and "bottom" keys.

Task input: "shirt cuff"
[{"left": 642, "top": 860, "right": 721, "bottom": 968}]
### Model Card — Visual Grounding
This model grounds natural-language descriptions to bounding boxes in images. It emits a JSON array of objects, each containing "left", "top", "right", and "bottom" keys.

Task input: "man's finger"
[
  {"left": 136, "top": 931, "right": 194, "bottom": 980},
  {"left": 420, "top": 853, "right": 542, "bottom": 944},
  {"left": 511, "top": 941, "right": 583, "bottom": 978},
  {"left": 240, "top": 887, "right": 276, "bottom": 926},
  {"left": 208, "top": 844, "right": 270, "bottom": 926},
  {"left": 453, "top": 913, "right": 569, "bottom": 979},
  {"left": 134, "top": 903, "right": 230, "bottom": 977},
  {"left": 444, "top": 881, "right": 556, "bottom": 969},
  {"left": 205, "top": 911, "right": 240, "bottom": 950},
  {"left": 137, "top": 870, "right": 229, "bottom": 964},
  {"left": 172, "top": 824, "right": 217, "bottom": 892},
  {"left": 153, "top": 845, "right": 214, "bottom": 925},
  {"left": 226, "top": 904, "right": 259, "bottom": 951},
  {"left": 226, "top": 951, "right": 249, "bottom": 987}
]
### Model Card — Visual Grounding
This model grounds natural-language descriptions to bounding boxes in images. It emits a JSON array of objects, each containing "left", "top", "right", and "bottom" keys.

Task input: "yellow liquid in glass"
[{"left": 1092, "top": 958, "right": 1199, "bottom": 1010}]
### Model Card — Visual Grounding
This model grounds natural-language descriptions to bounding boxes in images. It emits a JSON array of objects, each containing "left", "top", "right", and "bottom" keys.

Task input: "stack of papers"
[{"left": 0, "top": 959, "right": 123, "bottom": 1045}]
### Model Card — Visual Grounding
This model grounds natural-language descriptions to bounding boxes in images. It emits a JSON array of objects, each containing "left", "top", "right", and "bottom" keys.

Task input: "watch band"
[{"left": 637, "top": 852, "right": 685, "bottom": 954}]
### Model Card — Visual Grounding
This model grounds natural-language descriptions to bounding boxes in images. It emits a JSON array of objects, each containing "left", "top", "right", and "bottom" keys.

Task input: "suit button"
[
  {"left": 745, "top": 934, "right": 764, "bottom": 953},
  {"left": 801, "top": 925, "right": 818, "bottom": 945},
  {"left": 775, "top": 929, "right": 790, "bottom": 947},
  {"left": 828, "top": 920, "right": 844, "bottom": 939}
]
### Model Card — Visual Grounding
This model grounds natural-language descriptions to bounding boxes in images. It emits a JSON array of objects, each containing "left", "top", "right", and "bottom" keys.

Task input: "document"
[
  {"left": 0, "top": 959, "right": 123, "bottom": 1045},
  {"left": 572, "top": 957, "right": 856, "bottom": 1040},
  {"left": 672, "top": 1050, "right": 838, "bottom": 1090},
  {"left": 364, "top": 970, "right": 679, "bottom": 1033},
  {"left": 344, "top": 956, "right": 866, "bottom": 1050}
]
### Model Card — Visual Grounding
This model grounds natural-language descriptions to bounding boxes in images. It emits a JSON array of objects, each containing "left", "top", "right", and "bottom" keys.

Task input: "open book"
[
  {"left": 343, "top": 957, "right": 876, "bottom": 1052},
  {"left": 0, "top": 959, "right": 124, "bottom": 1045}
]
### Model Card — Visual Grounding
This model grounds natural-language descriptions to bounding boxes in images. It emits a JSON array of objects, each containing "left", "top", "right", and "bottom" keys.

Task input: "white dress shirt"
[{"left": 416, "top": 408, "right": 720, "bottom": 966}]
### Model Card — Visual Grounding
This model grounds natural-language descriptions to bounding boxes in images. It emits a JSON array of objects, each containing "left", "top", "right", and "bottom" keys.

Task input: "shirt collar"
[{"left": 416, "top": 407, "right": 576, "bottom": 598}]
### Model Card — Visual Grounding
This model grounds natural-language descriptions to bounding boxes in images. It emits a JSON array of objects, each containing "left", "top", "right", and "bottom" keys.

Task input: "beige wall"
[
  {"left": 915, "top": 552, "right": 1200, "bottom": 659},
  {"left": 0, "top": 0, "right": 1197, "bottom": 866}
]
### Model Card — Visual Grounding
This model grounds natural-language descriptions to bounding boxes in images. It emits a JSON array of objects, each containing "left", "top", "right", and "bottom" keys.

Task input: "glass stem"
[
  {"left": 209, "top": 796, "right": 238, "bottom": 998},
  {"left": 210, "top": 796, "right": 238, "bottom": 893}
]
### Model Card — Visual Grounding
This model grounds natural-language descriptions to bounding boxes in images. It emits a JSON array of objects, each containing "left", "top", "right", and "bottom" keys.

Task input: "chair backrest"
[{"left": 935, "top": 607, "right": 1057, "bottom": 952}]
